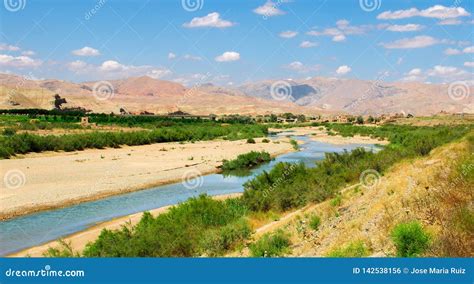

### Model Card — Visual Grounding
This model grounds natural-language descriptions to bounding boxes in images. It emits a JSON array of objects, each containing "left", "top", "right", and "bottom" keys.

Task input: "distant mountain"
[
  {"left": 235, "top": 77, "right": 474, "bottom": 115},
  {"left": 0, "top": 73, "right": 472, "bottom": 115}
]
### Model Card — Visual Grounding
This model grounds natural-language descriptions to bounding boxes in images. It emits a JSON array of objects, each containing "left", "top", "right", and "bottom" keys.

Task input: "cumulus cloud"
[
  {"left": 463, "top": 46, "right": 474, "bottom": 53},
  {"left": 68, "top": 59, "right": 172, "bottom": 79},
  {"left": 464, "top": 62, "right": 474, "bottom": 67},
  {"left": 183, "top": 12, "right": 234, "bottom": 28},
  {"left": 444, "top": 48, "right": 461, "bottom": 55},
  {"left": 437, "top": 18, "right": 462, "bottom": 25},
  {"left": 168, "top": 52, "right": 176, "bottom": 59},
  {"left": 279, "top": 30, "right": 298, "bottom": 38},
  {"left": 401, "top": 68, "right": 425, "bottom": 82},
  {"left": 284, "top": 61, "right": 319, "bottom": 73},
  {"left": 380, "top": 36, "right": 439, "bottom": 49},
  {"left": 71, "top": 46, "right": 100, "bottom": 57},
  {"left": 377, "top": 5, "right": 470, "bottom": 20},
  {"left": 299, "top": 41, "right": 317, "bottom": 48},
  {"left": 183, "top": 54, "right": 202, "bottom": 61},
  {"left": 0, "top": 43, "right": 20, "bottom": 51},
  {"left": 386, "top": 24, "right": 424, "bottom": 32},
  {"left": 336, "top": 65, "right": 351, "bottom": 75},
  {"left": 253, "top": 1, "right": 285, "bottom": 17},
  {"left": 307, "top": 19, "right": 368, "bottom": 42},
  {"left": 402, "top": 65, "right": 470, "bottom": 82},
  {"left": 0, "top": 54, "right": 42, "bottom": 68},
  {"left": 215, "top": 51, "right": 240, "bottom": 62}
]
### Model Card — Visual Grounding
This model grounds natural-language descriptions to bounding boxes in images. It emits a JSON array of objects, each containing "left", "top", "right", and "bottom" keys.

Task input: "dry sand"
[
  {"left": 0, "top": 137, "right": 293, "bottom": 220},
  {"left": 10, "top": 193, "right": 242, "bottom": 257}
]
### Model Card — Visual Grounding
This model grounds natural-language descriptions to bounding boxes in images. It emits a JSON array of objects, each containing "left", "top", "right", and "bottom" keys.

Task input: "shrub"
[
  {"left": 250, "top": 230, "right": 291, "bottom": 257},
  {"left": 328, "top": 240, "right": 369, "bottom": 257},
  {"left": 330, "top": 195, "right": 342, "bottom": 207},
  {"left": 200, "top": 218, "right": 252, "bottom": 256},
  {"left": 290, "top": 139, "right": 299, "bottom": 150},
  {"left": 247, "top": 138, "right": 256, "bottom": 144},
  {"left": 309, "top": 215, "right": 321, "bottom": 231},
  {"left": 262, "top": 138, "right": 270, "bottom": 143},
  {"left": 221, "top": 151, "right": 271, "bottom": 171},
  {"left": 2, "top": 128, "right": 16, "bottom": 136},
  {"left": 391, "top": 221, "right": 431, "bottom": 257}
]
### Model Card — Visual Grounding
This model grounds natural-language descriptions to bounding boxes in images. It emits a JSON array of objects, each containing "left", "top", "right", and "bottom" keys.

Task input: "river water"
[{"left": 0, "top": 134, "right": 380, "bottom": 255}]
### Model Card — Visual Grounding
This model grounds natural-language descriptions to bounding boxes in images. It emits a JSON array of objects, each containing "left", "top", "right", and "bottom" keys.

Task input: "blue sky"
[{"left": 0, "top": 0, "right": 473, "bottom": 85}]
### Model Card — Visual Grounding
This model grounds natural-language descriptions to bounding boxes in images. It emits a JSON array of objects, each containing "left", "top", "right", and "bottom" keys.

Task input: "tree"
[
  {"left": 53, "top": 94, "right": 67, "bottom": 110},
  {"left": 356, "top": 116, "right": 364, "bottom": 124}
]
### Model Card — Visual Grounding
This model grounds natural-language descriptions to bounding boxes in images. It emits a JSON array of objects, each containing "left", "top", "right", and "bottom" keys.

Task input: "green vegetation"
[
  {"left": 0, "top": 123, "right": 267, "bottom": 159},
  {"left": 262, "top": 138, "right": 270, "bottom": 143},
  {"left": 309, "top": 215, "right": 321, "bottom": 231},
  {"left": 327, "top": 241, "right": 370, "bottom": 257},
  {"left": 249, "top": 230, "right": 291, "bottom": 257},
  {"left": 391, "top": 221, "right": 431, "bottom": 257},
  {"left": 290, "top": 139, "right": 299, "bottom": 150},
  {"left": 83, "top": 195, "right": 250, "bottom": 257},
  {"left": 330, "top": 195, "right": 342, "bottom": 207},
  {"left": 246, "top": 138, "right": 256, "bottom": 144},
  {"left": 221, "top": 151, "right": 272, "bottom": 172}
]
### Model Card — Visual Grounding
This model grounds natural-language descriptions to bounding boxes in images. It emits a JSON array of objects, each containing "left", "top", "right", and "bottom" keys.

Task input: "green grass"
[
  {"left": 391, "top": 221, "right": 431, "bottom": 257},
  {"left": 249, "top": 230, "right": 291, "bottom": 257},
  {"left": 327, "top": 240, "right": 370, "bottom": 257},
  {"left": 290, "top": 139, "right": 299, "bottom": 150},
  {"left": 221, "top": 151, "right": 272, "bottom": 172},
  {"left": 309, "top": 215, "right": 321, "bottom": 231}
]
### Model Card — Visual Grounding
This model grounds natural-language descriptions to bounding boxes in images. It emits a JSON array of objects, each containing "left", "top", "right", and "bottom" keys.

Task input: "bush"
[
  {"left": 262, "top": 138, "right": 270, "bottom": 143},
  {"left": 221, "top": 151, "right": 271, "bottom": 171},
  {"left": 2, "top": 128, "right": 16, "bottom": 136},
  {"left": 247, "top": 138, "right": 256, "bottom": 144},
  {"left": 290, "top": 139, "right": 299, "bottom": 150},
  {"left": 391, "top": 221, "right": 431, "bottom": 257},
  {"left": 250, "top": 230, "right": 291, "bottom": 257},
  {"left": 309, "top": 215, "right": 321, "bottom": 231},
  {"left": 328, "top": 240, "right": 369, "bottom": 257},
  {"left": 200, "top": 218, "right": 252, "bottom": 256}
]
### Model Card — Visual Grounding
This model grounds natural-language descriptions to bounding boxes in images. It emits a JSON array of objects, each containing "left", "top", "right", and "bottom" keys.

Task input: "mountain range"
[{"left": 0, "top": 73, "right": 472, "bottom": 116}]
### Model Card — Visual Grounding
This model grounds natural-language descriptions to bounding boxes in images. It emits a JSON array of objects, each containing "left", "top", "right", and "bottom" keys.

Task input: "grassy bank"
[
  {"left": 0, "top": 124, "right": 268, "bottom": 159},
  {"left": 221, "top": 151, "right": 272, "bottom": 172}
]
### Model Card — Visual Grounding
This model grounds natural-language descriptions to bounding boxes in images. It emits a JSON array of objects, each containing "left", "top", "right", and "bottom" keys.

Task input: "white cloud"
[
  {"left": 438, "top": 18, "right": 462, "bottom": 25},
  {"left": 381, "top": 36, "right": 439, "bottom": 49},
  {"left": 307, "top": 20, "right": 368, "bottom": 42},
  {"left": 279, "top": 30, "right": 298, "bottom": 38},
  {"left": 215, "top": 51, "right": 240, "bottom": 62},
  {"left": 183, "top": 54, "right": 202, "bottom": 61},
  {"left": 444, "top": 48, "right": 461, "bottom": 55},
  {"left": 183, "top": 12, "right": 234, "bottom": 28},
  {"left": 168, "top": 52, "right": 176, "bottom": 59},
  {"left": 336, "top": 65, "right": 351, "bottom": 75},
  {"left": 332, "top": 34, "right": 346, "bottom": 42},
  {"left": 72, "top": 46, "right": 100, "bottom": 57},
  {"left": 401, "top": 65, "right": 471, "bottom": 82},
  {"left": 68, "top": 59, "right": 172, "bottom": 79},
  {"left": 401, "top": 68, "right": 426, "bottom": 82},
  {"left": 377, "top": 5, "right": 470, "bottom": 20},
  {"left": 284, "top": 61, "right": 319, "bottom": 73},
  {"left": 0, "top": 43, "right": 20, "bottom": 51},
  {"left": 0, "top": 54, "right": 42, "bottom": 68},
  {"left": 253, "top": 1, "right": 285, "bottom": 17},
  {"left": 464, "top": 62, "right": 474, "bottom": 67},
  {"left": 463, "top": 46, "right": 474, "bottom": 53},
  {"left": 386, "top": 24, "right": 424, "bottom": 32},
  {"left": 299, "top": 41, "right": 317, "bottom": 48},
  {"left": 426, "top": 65, "right": 468, "bottom": 79},
  {"left": 21, "top": 50, "right": 35, "bottom": 56}
]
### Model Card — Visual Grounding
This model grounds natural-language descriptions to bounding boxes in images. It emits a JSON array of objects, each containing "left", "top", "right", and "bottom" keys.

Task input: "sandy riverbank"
[
  {"left": 269, "top": 126, "right": 388, "bottom": 145},
  {"left": 9, "top": 193, "right": 243, "bottom": 257},
  {"left": 0, "top": 137, "right": 293, "bottom": 220}
]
